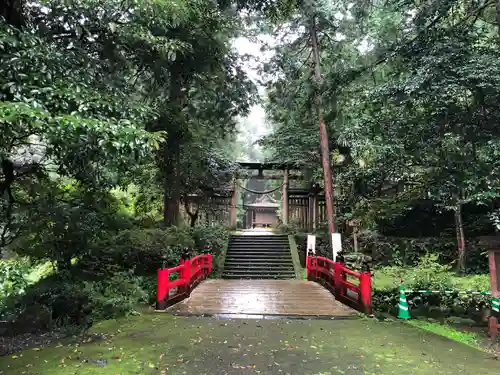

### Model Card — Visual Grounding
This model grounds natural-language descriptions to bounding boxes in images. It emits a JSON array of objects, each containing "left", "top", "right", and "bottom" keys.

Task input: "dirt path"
[{"left": 0, "top": 314, "right": 498, "bottom": 374}]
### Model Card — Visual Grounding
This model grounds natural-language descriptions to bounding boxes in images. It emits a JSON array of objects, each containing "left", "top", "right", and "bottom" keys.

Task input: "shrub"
[
  {"left": 372, "top": 255, "right": 491, "bottom": 320},
  {"left": 278, "top": 223, "right": 300, "bottom": 235},
  {"left": 190, "top": 224, "right": 229, "bottom": 255},
  {"left": 83, "top": 270, "right": 148, "bottom": 320},
  {"left": 0, "top": 259, "right": 31, "bottom": 320},
  {"left": 5, "top": 273, "right": 91, "bottom": 332},
  {"left": 2, "top": 225, "right": 231, "bottom": 332},
  {"left": 347, "top": 233, "right": 489, "bottom": 273},
  {"left": 81, "top": 228, "right": 195, "bottom": 277}
]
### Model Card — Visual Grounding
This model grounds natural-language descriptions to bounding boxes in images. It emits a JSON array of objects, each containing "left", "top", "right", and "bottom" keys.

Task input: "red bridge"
[{"left": 156, "top": 235, "right": 372, "bottom": 318}]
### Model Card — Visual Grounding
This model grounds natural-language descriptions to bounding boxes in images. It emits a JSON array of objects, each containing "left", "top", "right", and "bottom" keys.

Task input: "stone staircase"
[{"left": 222, "top": 234, "right": 296, "bottom": 279}]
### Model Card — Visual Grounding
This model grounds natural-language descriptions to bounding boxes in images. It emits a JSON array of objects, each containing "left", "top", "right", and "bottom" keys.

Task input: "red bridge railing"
[
  {"left": 156, "top": 254, "right": 212, "bottom": 310},
  {"left": 306, "top": 255, "right": 372, "bottom": 314}
]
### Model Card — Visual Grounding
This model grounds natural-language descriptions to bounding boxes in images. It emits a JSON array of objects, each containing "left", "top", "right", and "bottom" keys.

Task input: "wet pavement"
[{"left": 167, "top": 279, "right": 356, "bottom": 317}]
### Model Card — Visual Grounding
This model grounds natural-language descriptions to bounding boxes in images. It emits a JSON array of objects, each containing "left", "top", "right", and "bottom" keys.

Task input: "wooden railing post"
[
  {"left": 156, "top": 268, "right": 169, "bottom": 310},
  {"left": 360, "top": 271, "right": 372, "bottom": 314},
  {"left": 306, "top": 253, "right": 311, "bottom": 280},
  {"left": 208, "top": 254, "right": 213, "bottom": 275},
  {"left": 183, "top": 258, "right": 191, "bottom": 295},
  {"left": 334, "top": 262, "right": 344, "bottom": 298}
]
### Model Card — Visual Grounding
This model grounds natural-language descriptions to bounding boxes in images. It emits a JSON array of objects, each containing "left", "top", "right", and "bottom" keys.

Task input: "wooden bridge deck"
[{"left": 167, "top": 279, "right": 356, "bottom": 317}]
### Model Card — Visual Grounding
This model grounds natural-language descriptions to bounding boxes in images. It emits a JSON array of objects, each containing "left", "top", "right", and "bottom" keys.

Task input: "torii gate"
[{"left": 228, "top": 162, "right": 327, "bottom": 231}]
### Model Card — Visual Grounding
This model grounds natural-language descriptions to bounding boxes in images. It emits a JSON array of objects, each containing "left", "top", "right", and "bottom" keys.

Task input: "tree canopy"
[
  {"left": 0, "top": 0, "right": 257, "bottom": 256},
  {"left": 257, "top": 0, "right": 500, "bottom": 270}
]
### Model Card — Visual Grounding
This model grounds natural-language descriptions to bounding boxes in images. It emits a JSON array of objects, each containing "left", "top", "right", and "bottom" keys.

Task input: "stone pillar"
[
  {"left": 229, "top": 179, "right": 237, "bottom": 229},
  {"left": 282, "top": 169, "right": 289, "bottom": 225}
]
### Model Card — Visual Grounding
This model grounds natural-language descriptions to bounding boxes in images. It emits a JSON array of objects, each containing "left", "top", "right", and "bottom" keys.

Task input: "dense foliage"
[
  {"left": 0, "top": 0, "right": 252, "bottom": 332},
  {"left": 259, "top": 0, "right": 500, "bottom": 272},
  {"left": 2, "top": 0, "right": 499, "bottom": 334}
]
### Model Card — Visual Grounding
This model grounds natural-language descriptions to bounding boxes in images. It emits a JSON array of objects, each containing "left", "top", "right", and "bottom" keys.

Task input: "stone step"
[
  {"left": 229, "top": 236, "right": 288, "bottom": 242},
  {"left": 227, "top": 247, "right": 290, "bottom": 253},
  {"left": 229, "top": 242, "right": 289, "bottom": 246},
  {"left": 226, "top": 251, "right": 291, "bottom": 255},
  {"left": 224, "top": 259, "right": 293, "bottom": 268},
  {"left": 224, "top": 263, "right": 295, "bottom": 269},
  {"left": 226, "top": 252, "right": 291, "bottom": 256},
  {"left": 229, "top": 239, "right": 289, "bottom": 244},
  {"left": 230, "top": 235, "right": 288, "bottom": 239},
  {"left": 222, "top": 269, "right": 296, "bottom": 275},
  {"left": 224, "top": 235, "right": 295, "bottom": 280},
  {"left": 226, "top": 254, "right": 291, "bottom": 259},
  {"left": 222, "top": 273, "right": 296, "bottom": 280},
  {"left": 228, "top": 242, "right": 289, "bottom": 248},
  {"left": 223, "top": 269, "right": 295, "bottom": 275},
  {"left": 225, "top": 255, "right": 292, "bottom": 260},
  {"left": 225, "top": 257, "right": 293, "bottom": 263},
  {"left": 229, "top": 240, "right": 289, "bottom": 243}
]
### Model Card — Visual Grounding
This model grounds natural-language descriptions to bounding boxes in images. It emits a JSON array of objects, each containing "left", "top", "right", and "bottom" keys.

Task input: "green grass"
[
  {"left": 406, "top": 320, "right": 481, "bottom": 349},
  {"left": 1, "top": 313, "right": 498, "bottom": 375}
]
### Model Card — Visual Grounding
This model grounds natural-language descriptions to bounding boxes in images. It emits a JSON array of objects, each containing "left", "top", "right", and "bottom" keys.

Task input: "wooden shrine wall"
[
  {"left": 288, "top": 193, "right": 326, "bottom": 231},
  {"left": 181, "top": 194, "right": 232, "bottom": 227},
  {"left": 288, "top": 196, "right": 309, "bottom": 229}
]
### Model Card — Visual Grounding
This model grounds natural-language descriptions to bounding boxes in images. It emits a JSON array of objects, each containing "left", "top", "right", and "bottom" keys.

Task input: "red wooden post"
[
  {"left": 334, "top": 262, "right": 344, "bottom": 298},
  {"left": 156, "top": 268, "right": 169, "bottom": 310},
  {"left": 208, "top": 254, "right": 213, "bottom": 275},
  {"left": 183, "top": 258, "right": 191, "bottom": 292},
  {"left": 178, "top": 258, "right": 185, "bottom": 279},
  {"left": 360, "top": 271, "right": 373, "bottom": 314}
]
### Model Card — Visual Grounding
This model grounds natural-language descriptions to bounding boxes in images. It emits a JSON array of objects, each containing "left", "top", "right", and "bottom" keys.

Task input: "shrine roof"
[{"left": 244, "top": 193, "right": 280, "bottom": 208}]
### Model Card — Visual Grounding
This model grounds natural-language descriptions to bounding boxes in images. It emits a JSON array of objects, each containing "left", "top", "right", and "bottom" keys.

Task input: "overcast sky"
[{"left": 232, "top": 34, "right": 275, "bottom": 141}]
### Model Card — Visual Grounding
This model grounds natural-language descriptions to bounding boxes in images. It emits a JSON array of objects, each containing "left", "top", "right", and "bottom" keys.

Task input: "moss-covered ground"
[{"left": 1, "top": 313, "right": 498, "bottom": 375}]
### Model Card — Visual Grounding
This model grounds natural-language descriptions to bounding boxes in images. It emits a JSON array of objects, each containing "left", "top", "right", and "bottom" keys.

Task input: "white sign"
[
  {"left": 307, "top": 234, "right": 316, "bottom": 254},
  {"left": 331, "top": 233, "right": 342, "bottom": 262}
]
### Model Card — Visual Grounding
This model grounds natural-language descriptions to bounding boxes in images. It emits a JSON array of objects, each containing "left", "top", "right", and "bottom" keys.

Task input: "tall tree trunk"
[
  {"left": 496, "top": 0, "right": 500, "bottom": 36},
  {"left": 163, "top": 64, "right": 185, "bottom": 226},
  {"left": 309, "top": 15, "right": 336, "bottom": 234},
  {"left": 454, "top": 200, "right": 466, "bottom": 273},
  {"left": 163, "top": 141, "right": 180, "bottom": 226},
  {"left": 1, "top": 0, "right": 25, "bottom": 28}
]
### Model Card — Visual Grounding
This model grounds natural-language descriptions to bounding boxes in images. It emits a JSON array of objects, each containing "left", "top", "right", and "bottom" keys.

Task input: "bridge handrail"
[
  {"left": 306, "top": 255, "right": 372, "bottom": 314},
  {"left": 156, "top": 253, "right": 213, "bottom": 310}
]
